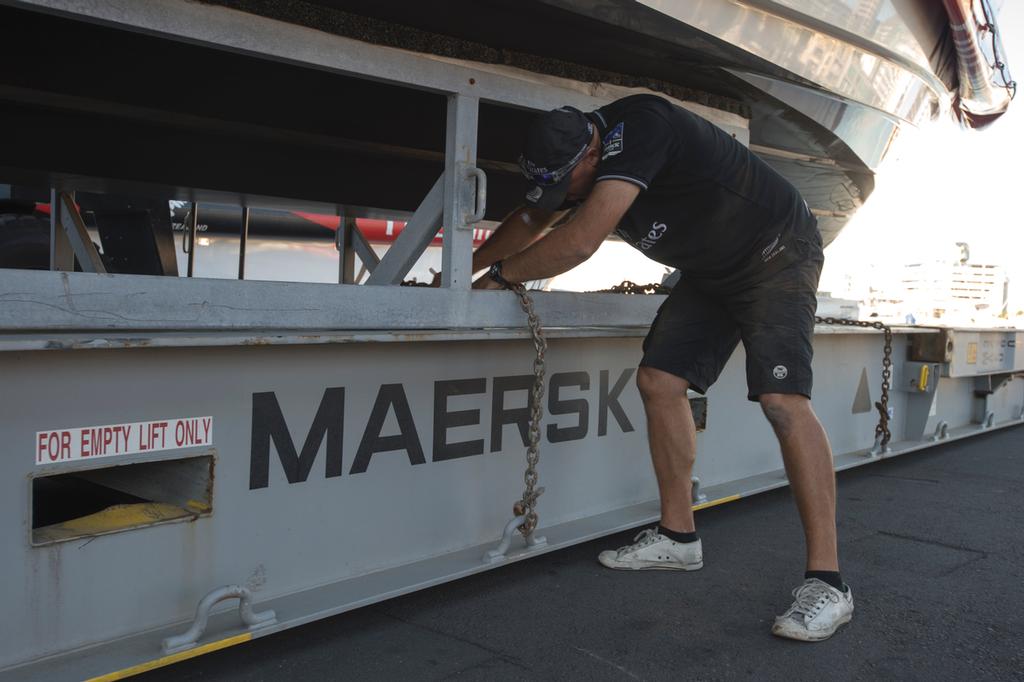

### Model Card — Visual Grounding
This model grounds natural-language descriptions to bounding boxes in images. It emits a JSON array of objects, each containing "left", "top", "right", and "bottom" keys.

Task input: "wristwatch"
[{"left": 488, "top": 260, "right": 513, "bottom": 288}]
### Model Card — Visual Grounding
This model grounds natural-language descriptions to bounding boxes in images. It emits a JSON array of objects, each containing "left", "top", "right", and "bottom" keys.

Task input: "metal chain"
[
  {"left": 814, "top": 317, "right": 893, "bottom": 448},
  {"left": 504, "top": 283, "right": 548, "bottom": 536},
  {"left": 591, "top": 281, "right": 896, "bottom": 449},
  {"left": 403, "top": 278, "right": 546, "bottom": 532},
  {"left": 596, "top": 280, "right": 672, "bottom": 295}
]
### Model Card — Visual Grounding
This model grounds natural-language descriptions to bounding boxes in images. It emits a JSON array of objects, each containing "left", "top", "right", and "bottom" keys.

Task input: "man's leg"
[
  {"left": 636, "top": 366, "right": 697, "bottom": 532},
  {"left": 758, "top": 393, "right": 837, "bottom": 571},
  {"left": 598, "top": 280, "right": 734, "bottom": 571},
  {"left": 760, "top": 393, "right": 853, "bottom": 641},
  {"left": 596, "top": 366, "right": 704, "bottom": 570}
]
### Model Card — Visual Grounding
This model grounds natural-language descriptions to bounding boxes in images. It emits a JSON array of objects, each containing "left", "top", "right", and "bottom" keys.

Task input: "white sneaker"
[
  {"left": 597, "top": 528, "right": 703, "bottom": 571},
  {"left": 771, "top": 578, "right": 854, "bottom": 642}
]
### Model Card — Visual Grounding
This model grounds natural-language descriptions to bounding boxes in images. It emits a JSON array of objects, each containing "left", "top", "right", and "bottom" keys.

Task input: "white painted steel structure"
[{"left": 0, "top": 1, "right": 1019, "bottom": 679}]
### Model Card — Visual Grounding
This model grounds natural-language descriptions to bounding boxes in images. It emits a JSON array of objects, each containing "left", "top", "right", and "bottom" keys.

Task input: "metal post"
[
  {"left": 49, "top": 188, "right": 74, "bottom": 271},
  {"left": 441, "top": 93, "right": 481, "bottom": 289},
  {"left": 186, "top": 202, "right": 198, "bottom": 278},
  {"left": 53, "top": 191, "right": 106, "bottom": 273},
  {"left": 364, "top": 177, "right": 443, "bottom": 286},
  {"left": 337, "top": 216, "right": 358, "bottom": 284},
  {"left": 238, "top": 207, "right": 250, "bottom": 280}
]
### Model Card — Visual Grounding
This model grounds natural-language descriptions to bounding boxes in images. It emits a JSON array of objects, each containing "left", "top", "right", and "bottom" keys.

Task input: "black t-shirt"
[{"left": 586, "top": 94, "right": 818, "bottom": 281}]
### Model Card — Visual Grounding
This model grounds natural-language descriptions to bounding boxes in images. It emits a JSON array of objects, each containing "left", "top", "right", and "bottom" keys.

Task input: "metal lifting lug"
[
  {"left": 691, "top": 477, "right": 708, "bottom": 505},
  {"left": 981, "top": 411, "right": 996, "bottom": 430},
  {"left": 483, "top": 515, "right": 547, "bottom": 564},
  {"left": 161, "top": 585, "right": 277, "bottom": 654},
  {"left": 868, "top": 433, "right": 891, "bottom": 458},
  {"left": 930, "top": 421, "right": 950, "bottom": 442}
]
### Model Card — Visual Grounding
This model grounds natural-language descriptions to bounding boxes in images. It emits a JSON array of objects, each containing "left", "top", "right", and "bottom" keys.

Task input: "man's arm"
[
  {"left": 431, "top": 206, "right": 560, "bottom": 286},
  {"left": 477, "top": 180, "right": 640, "bottom": 288},
  {"left": 472, "top": 206, "right": 562, "bottom": 274}
]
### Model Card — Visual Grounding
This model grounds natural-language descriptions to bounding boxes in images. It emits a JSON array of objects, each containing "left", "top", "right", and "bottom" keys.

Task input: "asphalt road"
[{"left": 143, "top": 425, "right": 1024, "bottom": 681}]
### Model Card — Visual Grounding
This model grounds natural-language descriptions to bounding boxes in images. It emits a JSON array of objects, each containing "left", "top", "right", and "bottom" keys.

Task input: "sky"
[{"left": 818, "top": 2, "right": 1024, "bottom": 314}]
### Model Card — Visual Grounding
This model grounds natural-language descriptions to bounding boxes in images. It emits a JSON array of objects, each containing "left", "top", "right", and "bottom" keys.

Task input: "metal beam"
[
  {"left": 48, "top": 188, "right": 73, "bottom": 271},
  {"left": 56, "top": 191, "right": 106, "bottom": 273},
  {"left": 3, "top": 0, "right": 748, "bottom": 137},
  {"left": 364, "top": 176, "right": 444, "bottom": 286},
  {"left": 336, "top": 217, "right": 355, "bottom": 284},
  {"left": 348, "top": 220, "right": 380, "bottom": 277},
  {"left": 0, "top": 166, "right": 415, "bottom": 224},
  {"left": 4, "top": 0, "right": 592, "bottom": 111},
  {"left": 185, "top": 203, "right": 197, "bottom": 278},
  {"left": 0, "top": 84, "right": 520, "bottom": 177},
  {"left": 0, "top": 268, "right": 664, "bottom": 331},
  {"left": 238, "top": 207, "right": 249, "bottom": 280},
  {"left": 442, "top": 94, "right": 480, "bottom": 289}
]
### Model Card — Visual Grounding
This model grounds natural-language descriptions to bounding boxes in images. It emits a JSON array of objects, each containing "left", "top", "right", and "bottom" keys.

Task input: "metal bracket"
[
  {"left": 465, "top": 166, "right": 487, "bottom": 224},
  {"left": 980, "top": 411, "right": 995, "bottom": 430},
  {"left": 482, "top": 516, "right": 547, "bottom": 564},
  {"left": 930, "top": 421, "right": 950, "bottom": 442},
  {"left": 161, "top": 585, "right": 277, "bottom": 654},
  {"left": 691, "top": 477, "right": 708, "bottom": 505},
  {"left": 1017, "top": 405, "right": 1024, "bottom": 421},
  {"left": 868, "top": 433, "right": 891, "bottom": 458}
]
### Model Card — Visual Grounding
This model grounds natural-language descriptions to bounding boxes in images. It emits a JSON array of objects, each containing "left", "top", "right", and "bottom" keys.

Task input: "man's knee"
[
  {"left": 636, "top": 366, "right": 689, "bottom": 403},
  {"left": 759, "top": 393, "right": 809, "bottom": 434}
]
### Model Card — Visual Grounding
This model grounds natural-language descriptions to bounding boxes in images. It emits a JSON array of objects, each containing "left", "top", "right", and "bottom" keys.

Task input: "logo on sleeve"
[
  {"left": 601, "top": 122, "right": 624, "bottom": 160},
  {"left": 773, "top": 365, "right": 788, "bottom": 380},
  {"left": 526, "top": 186, "right": 543, "bottom": 203}
]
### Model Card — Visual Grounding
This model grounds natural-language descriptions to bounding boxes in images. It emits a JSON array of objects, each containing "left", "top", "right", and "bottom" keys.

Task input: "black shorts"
[{"left": 640, "top": 233, "right": 824, "bottom": 401}]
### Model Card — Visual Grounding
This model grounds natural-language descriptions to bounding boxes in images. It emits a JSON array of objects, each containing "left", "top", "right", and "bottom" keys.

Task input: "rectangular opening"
[{"left": 31, "top": 454, "right": 214, "bottom": 545}]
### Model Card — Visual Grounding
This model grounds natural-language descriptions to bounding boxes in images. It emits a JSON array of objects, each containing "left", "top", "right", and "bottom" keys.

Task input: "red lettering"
[
  {"left": 81, "top": 431, "right": 91, "bottom": 457},
  {"left": 103, "top": 427, "right": 114, "bottom": 452},
  {"left": 121, "top": 425, "right": 132, "bottom": 453},
  {"left": 202, "top": 418, "right": 212, "bottom": 444},
  {"left": 47, "top": 433, "right": 60, "bottom": 461},
  {"left": 37, "top": 433, "right": 47, "bottom": 463},
  {"left": 60, "top": 431, "right": 71, "bottom": 459},
  {"left": 175, "top": 420, "right": 185, "bottom": 447}
]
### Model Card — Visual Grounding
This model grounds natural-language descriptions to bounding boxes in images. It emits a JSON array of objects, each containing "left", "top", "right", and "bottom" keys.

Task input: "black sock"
[
  {"left": 805, "top": 570, "right": 847, "bottom": 592},
  {"left": 658, "top": 525, "right": 698, "bottom": 543}
]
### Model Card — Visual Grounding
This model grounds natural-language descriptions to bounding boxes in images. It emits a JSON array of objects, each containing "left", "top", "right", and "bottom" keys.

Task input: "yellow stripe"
[
  {"left": 85, "top": 496, "right": 739, "bottom": 680},
  {"left": 692, "top": 494, "right": 741, "bottom": 511},
  {"left": 85, "top": 633, "right": 252, "bottom": 682}
]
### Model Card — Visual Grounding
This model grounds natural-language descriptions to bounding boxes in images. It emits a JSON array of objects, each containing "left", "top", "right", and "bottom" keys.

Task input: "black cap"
[{"left": 519, "top": 106, "right": 594, "bottom": 211}]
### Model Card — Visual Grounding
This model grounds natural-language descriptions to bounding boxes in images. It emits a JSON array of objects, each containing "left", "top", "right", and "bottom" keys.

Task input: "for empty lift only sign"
[{"left": 35, "top": 416, "right": 213, "bottom": 465}]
